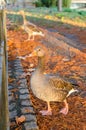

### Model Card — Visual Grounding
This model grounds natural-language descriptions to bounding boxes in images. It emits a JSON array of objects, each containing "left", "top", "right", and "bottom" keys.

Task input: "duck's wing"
[
  {"left": 25, "top": 22, "right": 38, "bottom": 31},
  {"left": 28, "top": 21, "right": 36, "bottom": 28},
  {"left": 48, "top": 76, "right": 73, "bottom": 92},
  {"left": 25, "top": 23, "right": 33, "bottom": 29},
  {"left": 26, "top": 22, "right": 42, "bottom": 32}
]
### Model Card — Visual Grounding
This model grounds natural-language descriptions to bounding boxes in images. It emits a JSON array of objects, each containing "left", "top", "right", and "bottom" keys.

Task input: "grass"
[
  {"left": 24, "top": 8, "right": 86, "bottom": 23},
  {"left": 7, "top": 7, "right": 86, "bottom": 28},
  {"left": 9, "top": 7, "right": 86, "bottom": 18}
]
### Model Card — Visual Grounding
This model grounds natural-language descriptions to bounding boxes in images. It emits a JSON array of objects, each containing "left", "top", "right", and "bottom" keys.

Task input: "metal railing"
[{"left": 0, "top": 9, "right": 9, "bottom": 130}]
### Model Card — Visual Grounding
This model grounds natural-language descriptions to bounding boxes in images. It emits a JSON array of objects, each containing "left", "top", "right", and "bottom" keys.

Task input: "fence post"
[{"left": 0, "top": 8, "right": 9, "bottom": 130}]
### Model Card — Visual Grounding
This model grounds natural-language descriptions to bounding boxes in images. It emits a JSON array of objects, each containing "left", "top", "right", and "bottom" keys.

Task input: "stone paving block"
[
  {"left": 19, "top": 79, "right": 27, "bottom": 84},
  {"left": 8, "top": 95, "right": 15, "bottom": 103},
  {"left": 14, "top": 72, "right": 22, "bottom": 76},
  {"left": 19, "top": 88, "right": 29, "bottom": 94},
  {"left": 14, "top": 61, "right": 21, "bottom": 64},
  {"left": 8, "top": 73, "right": 12, "bottom": 76},
  {"left": 21, "top": 107, "right": 34, "bottom": 114},
  {"left": 19, "top": 79, "right": 27, "bottom": 83},
  {"left": 9, "top": 110, "right": 17, "bottom": 119},
  {"left": 16, "top": 67, "right": 23, "bottom": 71},
  {"left": 21, "top": 100, "right": 32, "bottom": 106},
  {"left": 19, "top": 94, "right": 30, "bottom": 100},
  {"left": 15, "top": 69, "right": 23, "bottom": 73},
  {"left": 15, "top": 69, "right": 24, "bottom": 73},
  {"left": 19, "top": 80, "right": 27, "bottom": 88},
  {"left": 14, "top": 64, "right": 22, "bottom": 67},
  {"left": 18, "top": 86, "right": 26, "bottom": 89},
  {"left": 20, "top": 83, "right": 28, "bottom": 87},
  {"left": 8, "top": 70, "right": 12, "bottom": 73},
  {"left": 24, "top": 122, "right": 39, "bottom": 130},
  {"left": 8, "top": 85, "right": 15, "bottom": 90},
  {"left": 8, "top": 91, "right": 12, "bottom": 96},
  {"left": 25, "top": 114, "right": 37, "bottom": 122},
  {"left": 9, "top": 103, "right": 16, "bottom": 111}
]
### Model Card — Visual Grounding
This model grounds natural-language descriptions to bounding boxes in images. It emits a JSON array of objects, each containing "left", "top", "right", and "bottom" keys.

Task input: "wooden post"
[
  {"left": 0, "top": 10, "right": 3, "bottom": 44},
  {"left": 0, "top": 9, "right": 9, "bottom": 130}
]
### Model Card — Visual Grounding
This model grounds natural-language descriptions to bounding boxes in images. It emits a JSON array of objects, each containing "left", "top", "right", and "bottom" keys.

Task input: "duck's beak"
[{"left": 29, "top": 50, "right": 37, "bottom": 57}]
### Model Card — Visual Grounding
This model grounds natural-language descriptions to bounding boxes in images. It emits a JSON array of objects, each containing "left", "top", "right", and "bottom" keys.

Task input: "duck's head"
[
  {"left": 29, "top": 47, "right": 45, "bottom": 57},
  {"left": 19, "top": 10, "right": 25, "bottom": 15}
]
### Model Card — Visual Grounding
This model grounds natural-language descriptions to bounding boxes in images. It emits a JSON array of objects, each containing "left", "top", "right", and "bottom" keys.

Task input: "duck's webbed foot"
[
  {"left": 40, "top": 110, "right": 52, "bottom": 116},
  {"left": 40, "top": 101, "right": 52, "bottom": 115},
  {"left": 59, "top": 99, "right": 69, "bottom": 115},
  {"left": 60, "top": 107, "right": 68, "bottom": 115}
]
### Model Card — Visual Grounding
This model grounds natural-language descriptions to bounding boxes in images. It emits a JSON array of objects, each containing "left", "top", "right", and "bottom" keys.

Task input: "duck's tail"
[{"left": 67, "top": 88, "right": 79, "bottom": 97}]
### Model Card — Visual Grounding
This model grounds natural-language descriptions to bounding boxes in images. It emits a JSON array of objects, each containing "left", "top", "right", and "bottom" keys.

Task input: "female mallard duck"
[
  {"left": 30, "top": 47, "right": 78, "bottom": 116},
  {"left": 19, "top": 10, "right": 44, "bottom": 41}
]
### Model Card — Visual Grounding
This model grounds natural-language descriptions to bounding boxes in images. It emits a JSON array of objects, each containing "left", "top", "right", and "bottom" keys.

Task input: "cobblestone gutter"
[{"left": 8, "top": 58, "right": 39, "bottom": 130}]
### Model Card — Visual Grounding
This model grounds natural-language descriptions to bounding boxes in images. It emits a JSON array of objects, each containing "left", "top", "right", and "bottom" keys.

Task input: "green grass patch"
[{"left": 7, "top": 7, "right": 86, "bottom": 29}]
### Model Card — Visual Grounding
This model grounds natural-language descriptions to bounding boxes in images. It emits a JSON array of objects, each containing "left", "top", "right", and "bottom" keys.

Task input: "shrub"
[
  {"left": 63, "top": 0, "right": 71, "bottom": 8},
  {"left": 78, "top": 11, "right": 86, "bottom": 16},
  {"left": 34, "top": 0, "right": 43, "bottom": 7},
  {"left": 63, "top": 8, "right": 75, "bottom": 12},
  {"left": 35, "top": 0, "right": 57, "bottom": 7},
  {"left": 41, "top": 0, "right": 52, "bottom": 7}
]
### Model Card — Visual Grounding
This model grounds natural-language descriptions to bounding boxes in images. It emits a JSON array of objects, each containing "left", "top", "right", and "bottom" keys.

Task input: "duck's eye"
[{"left": 38, "top": 48, "right": 41, "bottom": 51}]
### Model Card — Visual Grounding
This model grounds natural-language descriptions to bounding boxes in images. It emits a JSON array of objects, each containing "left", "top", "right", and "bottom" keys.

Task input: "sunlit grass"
[{"left": 7, "top": 7, "right": 86, "bottom": 28}]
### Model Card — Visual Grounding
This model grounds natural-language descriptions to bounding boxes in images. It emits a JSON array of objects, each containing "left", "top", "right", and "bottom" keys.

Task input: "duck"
[
  {"left": 19, "top": 10, "right": 44, "bottom": 41},
  {"left": 19, "top": 46, "right": 78, "bottom": 115}
]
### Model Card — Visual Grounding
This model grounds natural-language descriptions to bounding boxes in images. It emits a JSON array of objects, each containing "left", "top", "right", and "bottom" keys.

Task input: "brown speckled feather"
[{"left": 48, "top": 76, "right": 73, "bottom": 91}]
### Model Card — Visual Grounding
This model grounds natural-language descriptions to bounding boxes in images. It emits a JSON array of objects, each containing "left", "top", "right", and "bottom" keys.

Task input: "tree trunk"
[{"left": 58, "top": 0, "right": 62, "bottom": 12}]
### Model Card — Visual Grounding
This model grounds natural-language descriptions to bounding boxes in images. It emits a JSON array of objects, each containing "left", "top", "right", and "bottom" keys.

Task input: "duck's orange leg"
[
  {"left": 40, "top": 101, "right": 52, "bottom": 116},
  {"left": 60, "top": 99, "right": 69, "bottom": 115}
]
